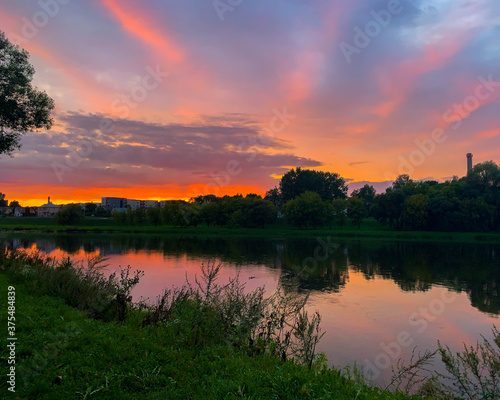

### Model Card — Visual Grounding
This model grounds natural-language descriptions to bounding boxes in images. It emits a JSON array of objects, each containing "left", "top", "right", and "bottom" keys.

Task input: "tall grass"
[
  {"left": 142, "top": 261, "right": 324, "bottom": 367},
  {"left": 0, "top": 248, "right": 142, "bottom": 321}
]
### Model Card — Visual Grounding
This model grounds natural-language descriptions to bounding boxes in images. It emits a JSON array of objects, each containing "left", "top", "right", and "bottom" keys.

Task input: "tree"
[
  {"left": 393, "top": 174, "right": 412, "bottom": 190},
  {"left": 347, "top": 197, "right": 366, "bottom": 230},
  {"left": 405, "top": 194, "right": 430, "bottom": 230},
  {"left": 283, "top": 191, "right": 328, "bottom": 229},
  {"left": 146, "top": 206, "right": 162, "bottom": 226},
  {"left": 201, "top": 201, "right": 219, "bottom": 227},
  {"left": 56, "top": 204, "right": 83, "bottom": 226},
  {"left": 241, "top": 199, "right": 277, "bottom": 228},
  {"left": 0, "top": 193, "right": 7, "bottom": 207},
  {"left": 331, "top": 199, "right": 347, "bottom": 228},
  {"left": 351, "top": 184, "right": 376, "bottom": 214},
  {"left": 9, "top": 200, "right": 20, "bottom": 208},
  {"left": 0, "top": 31, "right": 54, "bottom": 155},
  {"left": 112, "top": 209, "right": 128, "bottom": 224},
  {"left": 279, "top": 167, "right": 348, "bottom": 203},
  {"left": 84, "top": 202, "right": 97, "bottom": 217}
]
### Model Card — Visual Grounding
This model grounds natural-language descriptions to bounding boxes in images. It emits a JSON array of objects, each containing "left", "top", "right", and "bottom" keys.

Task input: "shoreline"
[{"left": 1, "top": 221, "right": 499, "bottom": 244}]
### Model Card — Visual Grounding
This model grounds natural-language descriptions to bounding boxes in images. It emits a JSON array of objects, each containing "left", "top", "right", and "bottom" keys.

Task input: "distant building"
[
  {"left": 142, "top": 200, "right": 159, "bottom": 208},
  {"left": 0, "top": 207, "right": 13, "bottom": 217},
  {"left": 126, "top": 199, "right": 141, "bottom": 210},
  {"left": 37, "top": 197, "right": 62, "bottom": 217},
  {"left": 13, "top": 207, "right": 26, "bottom": 217},
  {"left": 102, "top": 197, "right": 127, "bottom": 210}
]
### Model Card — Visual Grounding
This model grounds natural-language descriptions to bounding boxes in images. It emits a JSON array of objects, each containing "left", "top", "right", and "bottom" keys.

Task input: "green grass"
[
  {"left": 1, "top": 217, "right": 499, "bottom": 243},
  {"left": 0, "top": 272, "right": 419, "bottom": 399}
]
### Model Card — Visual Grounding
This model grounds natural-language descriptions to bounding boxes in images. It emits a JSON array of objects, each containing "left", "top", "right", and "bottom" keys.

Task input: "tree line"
[{"left": 56, "top": 161, "right": 499, "bottom": 232}]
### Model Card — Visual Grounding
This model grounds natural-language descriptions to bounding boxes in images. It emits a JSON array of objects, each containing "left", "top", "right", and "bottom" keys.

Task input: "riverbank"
[
  {"left": 0, "top": 252, "right": 414, "bottom": 400},
  {"left": 1, "top": 217, "right": 499, "bottom": 243}
]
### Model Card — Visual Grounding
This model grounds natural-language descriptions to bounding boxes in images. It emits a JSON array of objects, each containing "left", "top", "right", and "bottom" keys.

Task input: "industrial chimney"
[{"left": 466, "top": 153, "right": 473, "bottom": 174}]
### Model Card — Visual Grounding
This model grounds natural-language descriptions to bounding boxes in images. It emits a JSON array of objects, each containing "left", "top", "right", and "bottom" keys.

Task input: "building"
[
  {"left": 13, "top": 207, "right": 26, "bottom": 217},
  {"left": 467, "top": 153, "right": 473, "bottom": 174},
  {"left": 102, "top": 197, "right": 127, "bottom": 210},
  {"left": 142, "top": 200, "right": 159, "bottom": 208},
  {"left": 126, "top": 199, "right": 141, "bottom": 210},
  {"left": 37, "top": 197, "right": 62, "bottom": 217}
]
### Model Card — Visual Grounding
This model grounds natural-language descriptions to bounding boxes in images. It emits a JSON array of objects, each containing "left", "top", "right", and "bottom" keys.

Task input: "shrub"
[
  {"left": 0, "top": 248, "right": 142, "bottom": 321},
  {"left": 142, "top": 261, "right": 324, "bottom": 367}
]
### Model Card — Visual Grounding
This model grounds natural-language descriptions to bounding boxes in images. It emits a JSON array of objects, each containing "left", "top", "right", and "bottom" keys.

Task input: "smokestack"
[
  {"left": 48, "top": 196, "right": 50, "bottom": 204},
  {"left": 466, "top": 153, "right": 473, "bottom": 174}
]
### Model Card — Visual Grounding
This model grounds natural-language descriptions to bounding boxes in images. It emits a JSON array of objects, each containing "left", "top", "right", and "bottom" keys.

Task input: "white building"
[
  {"left": 37, "top": 197, "right": 62, "bottom": 217},
  {"left": 14, "top": 207, "right": 26, "bottom": 217},
  {"left": 126, "top": 199, "right": 141, "bottom": 210}
]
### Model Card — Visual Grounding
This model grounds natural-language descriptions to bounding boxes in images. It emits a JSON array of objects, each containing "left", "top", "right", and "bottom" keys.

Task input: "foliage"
[
  {"left": 9, "top": 200, "right": 20, "bottom": 208},
  {"left": 143, "top": 261, "right": 324, "bottom": 367},
  {"left": 0, "top": 249, "right": 142, "bottom": 321},
  {"left": 283, "top": 191, "right": 329, "bottom": 229},
  {"left": 0, "top": 30, "right": 54, "bottom": 155},
  {"left": 279, "top": 167, "right": 348, "bottom": 203},
  {"left": 331, "top": 198, "right": 347, "bottom": 228},
  {"left": 372, "top": 164, "right": 500, "bottom": 232},
  {"left": 432, "top": 327, "right": 500, "bottom": 400},
  {"left": 347, "top": 197, "right": 366, "bottom": 230},
  {"left": 56, "top": 204, "right": 84, "bottom": 226},
  {"left": 404, "top": 194, "right": 430, "bottom": 230},
  {"left": 0, "top": 192, "right": 7, "bottom": 206},
  {"left": 351, "top": 184, "right": 376, "bottom": 213},
  {"left": 84, "top": 202, "right": 98, "bottom": 216}
]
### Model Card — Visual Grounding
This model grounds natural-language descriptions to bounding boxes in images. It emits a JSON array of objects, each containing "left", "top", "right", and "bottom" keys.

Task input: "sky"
[{"left": 1, "top": 0, "right": 499, "bottom": 206}]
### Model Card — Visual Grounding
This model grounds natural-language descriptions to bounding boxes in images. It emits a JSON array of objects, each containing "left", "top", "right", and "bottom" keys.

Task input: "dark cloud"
[
  {"left": 6, "top": 112, "right": 321, "bottom": 189},
  {"left": 349, "top": 161, "right": 372, "bottom": 167}
]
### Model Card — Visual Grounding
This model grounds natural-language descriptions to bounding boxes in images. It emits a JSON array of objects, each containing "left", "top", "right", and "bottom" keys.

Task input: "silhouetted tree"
[
  {"left": 280, "top": 167, "right": 348, "bottom": 203},
  {"left": 0, "top": 31, "right": 54, "bottom": 155},
  {"left": 347, "top": 197, "right": 365, "bottom": 230},
  {"left": 56, "top": 205, "right": 83, "bottom": 226}
]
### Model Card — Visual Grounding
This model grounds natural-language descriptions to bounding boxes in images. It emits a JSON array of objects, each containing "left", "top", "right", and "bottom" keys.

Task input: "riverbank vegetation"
[
  {"left": 0, "top": 249, "right": 409, "bottom": 399},
  {"left": 1, "top": 248, "right": 499, "bottom": 399}
]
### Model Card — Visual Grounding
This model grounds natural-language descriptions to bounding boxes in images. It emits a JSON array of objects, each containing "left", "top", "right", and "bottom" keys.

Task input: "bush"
[
  {"left": 0, "top": 249, "right": 142, "bottom": 321},
  {"left": 142, "top": 261, "right": 324, "bottom": 367},
  {"left": 56, "top": 204, "right": 84, "bottom": 225}
]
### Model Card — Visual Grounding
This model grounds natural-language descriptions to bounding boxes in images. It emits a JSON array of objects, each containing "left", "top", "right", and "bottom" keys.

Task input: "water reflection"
[{"left": 2, "top": 233, "right": 499, "bottom": 315}]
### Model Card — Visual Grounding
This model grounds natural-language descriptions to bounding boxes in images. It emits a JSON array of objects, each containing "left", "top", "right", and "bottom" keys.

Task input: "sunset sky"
[{"left": 1, "top": 0, "right": 499, "bottom": 206}]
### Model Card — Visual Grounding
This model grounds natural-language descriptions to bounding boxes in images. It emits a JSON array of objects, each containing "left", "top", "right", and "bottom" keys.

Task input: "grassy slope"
[
  {"left": 1, "top": 217, "right": 499, "bottom": 243},
  {"left": 0, "top": 273, "right": 416, "bottom": 400}
]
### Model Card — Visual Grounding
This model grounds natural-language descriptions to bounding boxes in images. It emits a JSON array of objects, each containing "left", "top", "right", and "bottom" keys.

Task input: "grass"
[
  {"left": 1, "top": 217, "right": 500, "bottom": 243},
  {"left": 0, "top": 250, "right": 419, "bottom": 400}
]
